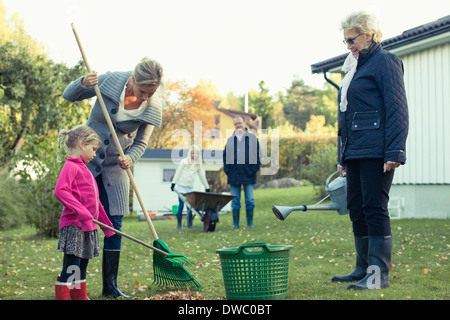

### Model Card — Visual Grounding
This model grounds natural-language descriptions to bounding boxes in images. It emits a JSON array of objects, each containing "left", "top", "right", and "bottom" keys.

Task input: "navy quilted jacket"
[{"left": 338, "top": 43, "right": 409, "bottom": 165}]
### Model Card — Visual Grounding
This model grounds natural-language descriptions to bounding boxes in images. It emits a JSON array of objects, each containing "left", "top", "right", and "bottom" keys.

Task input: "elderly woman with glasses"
[{"left": 333, "top": 11, "right": 409, "bottom": 290}]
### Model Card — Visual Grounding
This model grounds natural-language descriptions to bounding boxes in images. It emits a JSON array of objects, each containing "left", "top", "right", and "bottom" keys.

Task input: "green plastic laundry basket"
[{"left": 216, "top": 242, "right": 293, "bottom": 300}]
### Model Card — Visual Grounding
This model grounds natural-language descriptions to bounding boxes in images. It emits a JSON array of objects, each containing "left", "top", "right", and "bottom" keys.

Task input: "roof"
[
  {"left": 217, "top": 108, "right": 258, "bottom": 121},
  {"left": 311, "top": 15, "right": 450, "bottom": 74},
  {"left": 141, "top": 148, "right": 223, "bottom": 160}
]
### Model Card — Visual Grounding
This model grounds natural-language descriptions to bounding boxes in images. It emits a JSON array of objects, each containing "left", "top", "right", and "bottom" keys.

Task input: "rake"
[
  {"left": 94, "top": 220, "right": 193, "bottom": 267},
  {"left": 71, "top": 24, "right": 201, "bottom": 290}
]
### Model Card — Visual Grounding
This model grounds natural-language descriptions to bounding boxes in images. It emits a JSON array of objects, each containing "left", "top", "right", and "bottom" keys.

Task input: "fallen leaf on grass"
[{"left": 145, "top": 290, "right": 207, "bottom": 300}]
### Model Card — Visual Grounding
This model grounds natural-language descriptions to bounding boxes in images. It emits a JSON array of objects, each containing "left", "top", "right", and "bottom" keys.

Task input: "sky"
[{"left": 2, "top": 0, "right": 449, "bottom": 96}]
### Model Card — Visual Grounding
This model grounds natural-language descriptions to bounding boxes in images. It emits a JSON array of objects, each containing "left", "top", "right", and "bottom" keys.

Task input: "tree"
[
  {"left": 314, "top": 74, "right": 340, "bottom": 129},
  {"left": 280, "top": 77, "right": 318, "bottom": 131},
  {"left": 148, "top": 80, "right": 217, "bottom": 149},
  {"left": 0, "top": 40, "right": 89, "bottom": 171},
  {"left": 248, "top": 81, "right": 275, "bottom": 128},
  {"left": 0, "top": 2, "right": 90, "bottom": 235},
  {"left": 223, "top": 91, "right": 244, "bottom": 111}
]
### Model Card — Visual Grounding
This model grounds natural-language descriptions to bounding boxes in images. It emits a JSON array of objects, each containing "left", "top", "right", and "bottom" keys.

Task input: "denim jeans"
[
  {"left": 96, "top": 175, "right": 123, "bottom": 250},
  {"left": 230, "top": 184, "right": 255, "bottom": 210},
  {"left": 177, "top": 197, "right": 192, "bottom": 216}
]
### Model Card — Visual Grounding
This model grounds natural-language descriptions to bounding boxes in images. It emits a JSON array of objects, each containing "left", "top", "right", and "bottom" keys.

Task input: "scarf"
[
  {"left": 339, "top": 53, "right": 358, "bottom": 112},
  {"left": 339, "top": 42, "right": 380, "bottom": 112}
]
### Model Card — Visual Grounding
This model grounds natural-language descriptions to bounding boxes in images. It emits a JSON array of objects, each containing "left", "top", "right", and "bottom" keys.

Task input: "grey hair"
[
  {"left": 340, "top": 11, "right": 383, "bottom": 43},
  {"left": 233, "top": 115, "right": 245, "bottom": 123},
  {"left": 133, "top": 57, "right": 164, "bottom": 87},
  {"left": 57, "top": 125, "right": 101, "bottom": 162}
]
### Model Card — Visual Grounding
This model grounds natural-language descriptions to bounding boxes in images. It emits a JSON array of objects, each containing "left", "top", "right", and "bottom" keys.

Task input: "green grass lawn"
[{"left": 0, "top": 185, "right": 448, "bottom": 300}]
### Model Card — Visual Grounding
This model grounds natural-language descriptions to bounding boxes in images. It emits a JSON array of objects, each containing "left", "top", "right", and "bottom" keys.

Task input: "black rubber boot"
[
  {"left": 177, "top": 213, "right": 182, "bottom": 229},
  {"left": 187, "top": 210, "right": 194, "bottom": 228},
  {"left": 332, "top": 236, "right": 368, "bottom": 282},
  {"left": 347, "top": 235, "right": 392, "bottom": 290},
  {"left": 246, "top": 209, "right": 254, "bottom": 228},
  {"left": 102, "top": 250, "right": 130, "bottom": 299},
  {"left": 232, "top": 209, "right": 240, "bottom": 228}
]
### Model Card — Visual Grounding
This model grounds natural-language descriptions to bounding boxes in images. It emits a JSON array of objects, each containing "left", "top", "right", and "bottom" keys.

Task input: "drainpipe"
[
  {"left": 323, "top": 69, "right": 340, "bottom": 164},
  {"left": 323, "top": 69, "right": 340, "bottom": 91}
]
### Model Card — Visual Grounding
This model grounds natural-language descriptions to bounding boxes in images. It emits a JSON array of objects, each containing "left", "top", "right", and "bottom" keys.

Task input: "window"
[{"left": 163, "top": 169, "right": 176, "bottom": 182}]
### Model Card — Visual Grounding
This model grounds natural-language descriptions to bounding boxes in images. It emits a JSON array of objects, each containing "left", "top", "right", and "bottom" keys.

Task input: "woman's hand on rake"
[
  {"left": 81, "top": 71, "right": 98, "bottom": 87},
  {"left": 118, "top": 155, "right": 133, "bottom": 169}
]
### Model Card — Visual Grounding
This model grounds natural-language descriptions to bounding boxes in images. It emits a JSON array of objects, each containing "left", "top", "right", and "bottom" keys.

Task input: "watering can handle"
[{"left": 325, "top": 170, "right": 340, "bottom": 189}]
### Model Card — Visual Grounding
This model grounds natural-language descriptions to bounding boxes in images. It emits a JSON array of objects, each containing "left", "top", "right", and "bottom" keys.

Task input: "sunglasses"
[{"left": 343, "top": 34, "right": 361, "bottom": 45}]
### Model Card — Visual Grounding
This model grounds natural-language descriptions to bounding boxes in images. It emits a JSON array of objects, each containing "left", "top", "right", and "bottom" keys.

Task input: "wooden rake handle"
[
  {"left": 71, "top": 24, "right": 159, "bottom": 240},
  {"left": 93, "top": 220, "right": 168, "bottom": 256}
]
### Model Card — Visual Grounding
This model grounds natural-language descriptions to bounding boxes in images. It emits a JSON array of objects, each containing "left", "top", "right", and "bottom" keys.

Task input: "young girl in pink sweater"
[{"left": 54, "top": 125, "right": 115, "bottom": 300}]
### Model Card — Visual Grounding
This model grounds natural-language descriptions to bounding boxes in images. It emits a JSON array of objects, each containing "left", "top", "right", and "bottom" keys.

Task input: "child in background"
[
  {"left": 171, "top": 145, "right": 210, "bottom": 229},
  {"left": 54, "top": 125, "right": 115, "bottom": 300}
]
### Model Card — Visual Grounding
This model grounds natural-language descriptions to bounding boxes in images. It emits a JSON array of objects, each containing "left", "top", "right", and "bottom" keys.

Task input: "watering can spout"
[
  {"left": 272, "top": 203, "right": 341, "bottom": 220},
  {"left": 272, "top": 205, "right": 306, "bottom": 220}
]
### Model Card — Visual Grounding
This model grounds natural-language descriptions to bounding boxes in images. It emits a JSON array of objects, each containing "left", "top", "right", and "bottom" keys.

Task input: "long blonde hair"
[
  {"left": 187, "top": 144, "right": 202, "bottom": 167},
  {"left": 57, "top": 125, "right": 101, "bottom": 162}
]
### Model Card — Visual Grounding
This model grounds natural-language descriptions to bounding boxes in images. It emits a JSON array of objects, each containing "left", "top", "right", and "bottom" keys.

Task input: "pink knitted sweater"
[{"left": 54, "top": 156, "right": 115, "bottom": 238}]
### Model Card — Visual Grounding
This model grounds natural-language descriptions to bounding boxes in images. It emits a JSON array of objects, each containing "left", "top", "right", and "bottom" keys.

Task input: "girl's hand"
[
  {"left": 82, "top": 71, "right": 98, "bottom": 87},
  {"left": 118, "top": 155, "right": 133, "bottom": 169}
]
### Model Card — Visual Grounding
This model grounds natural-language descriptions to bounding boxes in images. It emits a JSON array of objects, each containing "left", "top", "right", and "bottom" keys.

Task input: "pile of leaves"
[
  {"left": 144, "top": 290, "right": 208, "bottom": 300},
  {"left": 127, "top": 281, "right": 214, "bottom": 300}
]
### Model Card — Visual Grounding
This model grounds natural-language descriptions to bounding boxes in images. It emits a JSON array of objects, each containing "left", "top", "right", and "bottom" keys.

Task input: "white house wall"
[
  {"left": 388, "top": 40, "right": 450, "bottom": 219},
  {"left": 394, "top": 41, "right": 450, "bottom": 185},
  {"left": 132, "top": 159, "right": 208, "bottom": 214}
]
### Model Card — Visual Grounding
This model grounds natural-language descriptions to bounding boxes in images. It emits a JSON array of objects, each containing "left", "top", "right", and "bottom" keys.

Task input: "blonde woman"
[
  {"left": 171, "top": 145, "right": 210, "bottom": 229},
  {"left": 63, "top": 57, "right": 163, "bottom": 298}
]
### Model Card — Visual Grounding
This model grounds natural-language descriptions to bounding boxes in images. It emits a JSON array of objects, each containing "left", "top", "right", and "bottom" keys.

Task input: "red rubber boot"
[
  {"left": 55, "top": 278, "right": 71, "bottom": 300},
  {"left": 70, "top": 280, "right": 90, "bottom": 300}
]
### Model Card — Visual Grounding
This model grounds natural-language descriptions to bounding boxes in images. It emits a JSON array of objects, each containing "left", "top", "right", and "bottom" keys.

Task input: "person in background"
[
  {"left": 247, "top": 123, "right": 258, "bottom": 135},
  {"left": 171, "top": 145, "right": 210, "bottom": 229},
  {"left": 223, "top": 116, "right": 261, "bottom": 228},
  {"left": 333, "top": 11, "right": 409, "bottom": 290},
  {"left": 54, "top": 125, "right": 115, "bottom": 300},
  {"left": 63, "top": 57, "right": 163, "bottom": 298}
]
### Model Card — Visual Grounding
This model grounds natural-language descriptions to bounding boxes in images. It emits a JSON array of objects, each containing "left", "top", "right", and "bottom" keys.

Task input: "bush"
[
  {"left": 12, "top": 135, "right": 63, "bottom": 238},
  {"left": 258, "top": 132, "right": 337, "bottom": 185},
  {"left": 302, "top": 143, "right": 338, "bottom": 197},
  {"left": 0, "top": 174, "right": 30, "bottom": 231}
]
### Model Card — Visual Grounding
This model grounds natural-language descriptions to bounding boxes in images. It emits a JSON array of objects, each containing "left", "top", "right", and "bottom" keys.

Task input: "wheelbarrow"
[{"left": 174, "top": 190, "right": 236, "bottom": 232}]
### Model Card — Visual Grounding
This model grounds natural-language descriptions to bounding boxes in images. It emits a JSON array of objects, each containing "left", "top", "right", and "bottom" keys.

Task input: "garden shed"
[{"left": 311, "top": 15, "right": 450, "bottom": 219}]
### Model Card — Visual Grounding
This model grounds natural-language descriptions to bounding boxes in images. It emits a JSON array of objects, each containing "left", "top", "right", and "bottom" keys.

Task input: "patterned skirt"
[{"left": 57, "top": 225, "right": 100, "bottom": 259}]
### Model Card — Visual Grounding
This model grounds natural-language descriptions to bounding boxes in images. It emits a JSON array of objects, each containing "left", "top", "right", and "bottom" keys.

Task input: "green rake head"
[
  {"left": 152, "top": 239, "right": 202, "bottom": 291},
  {"left": 164, "top": 254, "right": 195, "bottom": 267}
]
